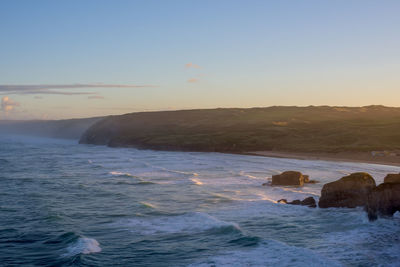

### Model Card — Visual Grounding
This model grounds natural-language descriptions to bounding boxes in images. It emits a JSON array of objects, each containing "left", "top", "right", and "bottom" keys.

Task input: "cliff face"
[
  {"left": 0, "top": 117, "right": 103, "bottom": 140},
  {"left": 79, "top": 106, "right": 400, "bottom": 153}
]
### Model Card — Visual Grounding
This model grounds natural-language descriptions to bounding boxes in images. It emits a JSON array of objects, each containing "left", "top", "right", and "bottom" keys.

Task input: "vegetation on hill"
[{"left": 79, "top": 106, "right": 400, "bottom": 153}]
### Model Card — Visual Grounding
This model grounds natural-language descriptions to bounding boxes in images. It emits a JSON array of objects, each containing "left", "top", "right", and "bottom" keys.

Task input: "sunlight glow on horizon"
[{"left": 1, "top": 0, "right": 399, "bottom": 119}]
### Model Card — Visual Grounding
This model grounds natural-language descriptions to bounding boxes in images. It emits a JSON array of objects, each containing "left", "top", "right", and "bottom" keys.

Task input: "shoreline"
[{"left": 238, "top": 151, "right": 400, "bottom": 167}]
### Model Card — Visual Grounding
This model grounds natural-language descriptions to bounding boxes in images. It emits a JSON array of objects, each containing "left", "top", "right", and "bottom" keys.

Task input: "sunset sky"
[{"left": 1, "top": 0, "right": 399, "bottom": 119}]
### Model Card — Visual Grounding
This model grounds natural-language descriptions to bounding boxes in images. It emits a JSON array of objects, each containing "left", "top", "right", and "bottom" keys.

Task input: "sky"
[{"left": 1, "top": 0, "right": 399, "bottom": 120}]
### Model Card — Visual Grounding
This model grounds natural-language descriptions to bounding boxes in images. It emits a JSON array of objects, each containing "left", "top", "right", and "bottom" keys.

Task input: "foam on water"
[
  {"left": 319, "top": 216, "right": 400, "bottom": 265},
  {"left": 191, "top": 178, "right": 203, "bottom": 185},
  {"left": 238, "top": 171, "right": 258, "bottom": 179},
  {"left": 139, "top": 201, "right": 158, "bottom": 209},
  {"left": 112, "top": 212, "right": 241, "bottom": 235},
  {"left": 63, "top": 237, "right": 101, "bottom": 257},
  {"left": 109, "top": 171, "right": 136, "bottom": 178},
  {"left": 2, "top": 136, "right": 400, "bottom": 266},
  {"left": 189, "top": 240, "right": 342, "bottom": 267}
]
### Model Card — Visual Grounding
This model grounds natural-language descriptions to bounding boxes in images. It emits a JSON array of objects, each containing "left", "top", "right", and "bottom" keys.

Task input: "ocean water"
[{"left": 0, "top": 135, "right": 399, "bottom": 267}]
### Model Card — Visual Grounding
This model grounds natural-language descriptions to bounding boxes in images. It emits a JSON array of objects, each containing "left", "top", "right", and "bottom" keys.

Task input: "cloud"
[
  {"left": 1, "top": 96, "right": 20, "bottom": 112},
  {"left": 20, "top": 90, "right": 97, "bottom": 95},
  {"left": 0, "top": 83, "right": 156, "bottom": 95},
  {"left": 88, "top": 95, "right": 105, "bottom": 100},
  {"left": 187, "top": 78, "right": 199, "bottom": 83},
  {"left": 185, "top": 63, "right": 200, "bottom": 69}
]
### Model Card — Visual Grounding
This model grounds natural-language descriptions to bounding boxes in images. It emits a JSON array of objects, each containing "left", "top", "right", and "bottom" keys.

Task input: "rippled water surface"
[{"left": 0, "top": 135, "right": 399, "bottom": 266}]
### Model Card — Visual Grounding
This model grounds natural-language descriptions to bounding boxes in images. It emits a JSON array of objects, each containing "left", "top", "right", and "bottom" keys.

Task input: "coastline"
[{"left": 239, "top": 151, "right": 400, "bottom": 167}]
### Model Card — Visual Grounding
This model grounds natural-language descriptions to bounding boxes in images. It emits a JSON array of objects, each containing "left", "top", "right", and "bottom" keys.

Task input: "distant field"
[{"left": 78, "top": 106, "right": 400, "bottom": 153}]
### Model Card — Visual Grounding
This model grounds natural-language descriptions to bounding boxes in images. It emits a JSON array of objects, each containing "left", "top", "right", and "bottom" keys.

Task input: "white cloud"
[
  {"left": 0, "top": 83, "right": 156, "bottom": 95},
  {"left": 187, "top": 78, "right": 199, "bottom": 83},
  {"left": 185, "top": 63, "right": 200, "bottom": 69}
]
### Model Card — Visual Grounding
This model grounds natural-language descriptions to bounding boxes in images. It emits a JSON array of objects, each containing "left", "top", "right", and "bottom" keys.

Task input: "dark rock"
[
  {"left": 301, "top": 197, "right": 317, "bottom": 208},
  {"left": 319, "top": 172, "right": 376, "bottom": 208},
  {"left": 303, "top": 175, "right": 310, "bottom": 183},
  {"left": 307, "top": 180, "right": 319, "bottom": 184},
  {"left": 262, "top": 182, "right": 270, "bottom": 186},
  {"left": 271, "top": 171, "right": 305, "bottom": 187},
  {"left": 366, "top": 182, "right": 400, "bottom": 221},
  {"left": 277, "top": 197, "right": 316, "bottom": 208},
  {"left": 290, "top": 200, "right": 302, "bottom": 205},
  {"left": 384, "top": 173, "right": 400, "bottom": 184}
]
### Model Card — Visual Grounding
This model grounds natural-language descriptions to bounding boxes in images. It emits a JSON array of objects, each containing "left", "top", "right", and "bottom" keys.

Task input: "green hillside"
[{"left": 79, "top": 106, "right": 400, "bottom": 153}]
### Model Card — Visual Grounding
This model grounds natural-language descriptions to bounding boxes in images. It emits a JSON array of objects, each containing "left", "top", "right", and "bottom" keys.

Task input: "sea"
[{"left": 0, "top": 135, "right": 399, "bottom": 266}]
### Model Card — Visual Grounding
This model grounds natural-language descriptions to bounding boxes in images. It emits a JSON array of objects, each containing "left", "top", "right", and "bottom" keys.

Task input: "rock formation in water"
[
  {"left": 383, "top": 173, "right": 400, "bottom": 184},
  {"left": 271, "top": 171, "right": 305, "bottom": 186},
  {"left": 366, "top": 177, "right": 400, "bottom": 221},
  {"left": 275, "top": 171, "right": 400, "bottom": 220},
  {"left": 278, "top": 196, "right": 317, "bottom": 208},
  {"left": 318, "top": 172, "right": 376, "bottom": 208}
]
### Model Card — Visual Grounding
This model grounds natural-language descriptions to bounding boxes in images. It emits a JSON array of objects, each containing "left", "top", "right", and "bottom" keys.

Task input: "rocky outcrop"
[
  {"left": 278, "top": 197, "right": 317, "bottom": 208},
  {"left": 273, "top": 171, "right": 400, "bottom": 220},
  {"left": 271, "top": 171, "right": 305, "bottom": 186},
  {"left": 384, "top": 173, "right": 400, "bottom": 184},
  {"left": 265, "top": 171, "right": 316, "bottom": 187},
  {"left": 300, "top": 196, "right": 317, "bottom": 207},
  {"left": 366, "top": 181, "right": 400, "bottom": 221},
  {"left": 318, "top": 172, "right": 376, "bottom": 208}
]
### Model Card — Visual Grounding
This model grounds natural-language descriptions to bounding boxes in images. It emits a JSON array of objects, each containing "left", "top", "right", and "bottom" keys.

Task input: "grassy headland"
[{"left": 79, "top": 106, "right": 400, "bottom": 159}]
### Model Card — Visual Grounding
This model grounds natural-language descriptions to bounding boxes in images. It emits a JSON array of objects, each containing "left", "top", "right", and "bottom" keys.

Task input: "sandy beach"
[{"left": 241, "top": 151, "right": 400, "bottom": 167}]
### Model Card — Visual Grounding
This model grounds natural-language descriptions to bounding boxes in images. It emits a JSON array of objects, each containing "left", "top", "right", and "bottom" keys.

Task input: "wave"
[
  {"left": 62, "top": 237, "right": 101, "bottom": 257},
  {"left": 114, "top": 180, "right": 156, "bottom": 186},
  {"left": 111, "top": 212, "right": 241, "bottom": 235},
  {"left": 319, "top": 214, "right": 400, "bottom": 266},
  {"left": 109, "top": 171, "right": 137, "bottom": 178},
  {"left": 238, "top": 171, "right": 261, "bottom": 179},
  {"left": 147, "top": 165, "right": 200, "bottom": 177},
  {"left": 191, "top": 178, "right": 203, "bottom": 185},
  {"left": 205, "top": 193, "right": 236, "bottom": 204},
  {"left": 165, "top": 169, "right": 199, "bottom": 176},
  {"left": 189, "top": 239, "right": 342, "bottom": 267},
  {"left": 139, "top": 201, "right": 158, "bottom": 209},
  {"left": 136, "top": 181, "right": 157, "bottom": 185}
]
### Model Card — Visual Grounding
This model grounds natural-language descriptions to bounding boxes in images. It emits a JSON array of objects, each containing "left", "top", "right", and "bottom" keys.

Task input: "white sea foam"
[
  {"left": 113, "top": 212, "right": 240, "bottom": 235},
  {"left": 238, "top": 171, "right": 258, "bottom": 179},
  {"left": 109, "top": 171, "right": 135, "bottom": 177},
  {"left": 189, "top": 240, "right": 342, "bottom": 267},
  {"left": 63, "top": 237, "right": 101, "bottom": 257},
  {"left": 320, "top": 216, "right": 400, "bottom": 265},
  {"left": 139, "top": 201, "right": 158, "bottom": 209},
  {"left": 191, "top": 178, "right": 203, "bottom": 185},
  {"left": 5, "top": 132, "right": 400, "bottom": 266}
]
